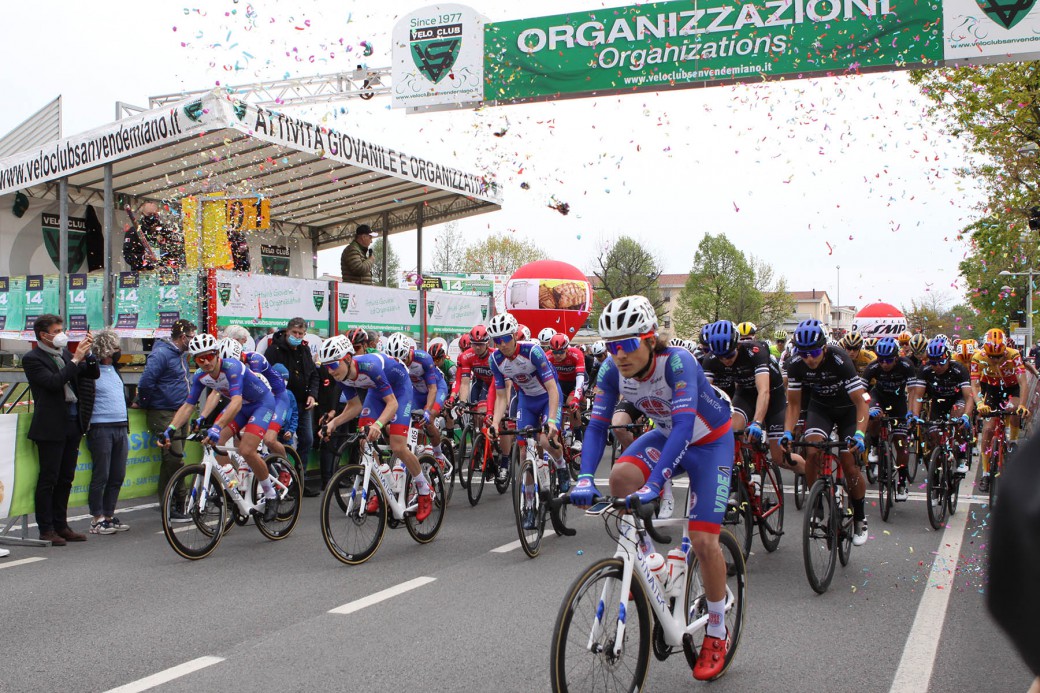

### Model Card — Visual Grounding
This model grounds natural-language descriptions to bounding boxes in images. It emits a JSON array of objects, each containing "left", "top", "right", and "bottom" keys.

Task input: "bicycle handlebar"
[
  {"left": 978, "top": 410, "right": 1015, "bottom": 418},
  {"left": 548, "top": 495, "right": 671, "bottom": 545}
]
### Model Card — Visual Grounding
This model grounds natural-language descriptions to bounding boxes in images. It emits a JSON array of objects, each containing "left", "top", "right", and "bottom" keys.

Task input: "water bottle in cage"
[
  {"left": 219, "top": 463, "right": 238, "bottom": 489},
  {"left": 392, "top": 462, "right": 406, "bottom": 494},
  {"left": 536, "top": 452, "right": 550, "bottom": 487}
]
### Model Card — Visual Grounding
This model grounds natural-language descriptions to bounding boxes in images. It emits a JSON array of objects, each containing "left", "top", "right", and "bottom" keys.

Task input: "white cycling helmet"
[
  {"left": 669, "top": 337, "right": 686, "bottom": 349},
  {"left": 188, "top": 333, "right": 219, "bottom": 356},
  {"left": 538, "top": 327, "right": 557, "bottom": 345},
  {"left": 218, "top": 337, "right": 243, "bottom": 361},
  {"left": 598, "top": 296, "right": 658, "bottom": 340},
  {"left": 385, "top": 332, "right": 413, "bottom": 361},
  {"left": 319, "top": 335, "right": 354, "bottom": 364},
  {"left": 487, "top": 312, "right": 519, "bottom": 338},
  {"left": 589, "top": 340, "right": 606, "bottom": 356}
]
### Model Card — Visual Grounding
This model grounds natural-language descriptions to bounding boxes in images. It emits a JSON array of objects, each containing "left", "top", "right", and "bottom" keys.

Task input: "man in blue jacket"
[{"left": 133, "top": 319, "right": 195, "bottom": 514}]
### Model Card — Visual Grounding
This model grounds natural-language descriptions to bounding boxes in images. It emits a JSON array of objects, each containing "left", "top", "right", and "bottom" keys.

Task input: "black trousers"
[{"left": 34, "top": 417, "right": 83, "bottom": 534}]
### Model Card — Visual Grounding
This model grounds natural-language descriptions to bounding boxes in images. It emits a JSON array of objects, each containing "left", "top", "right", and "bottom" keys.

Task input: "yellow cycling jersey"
[
  {"left": 952, "top": 352, "right": 972, "bottom": 369},
  {"left": 850, "top": 349, "right": 876, "bottom": 377},
  {"left": 970, "top": 348, "right": 1025, "bottom": 386}
]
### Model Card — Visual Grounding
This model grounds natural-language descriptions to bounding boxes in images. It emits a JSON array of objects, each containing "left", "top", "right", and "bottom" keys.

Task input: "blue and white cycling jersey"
[
  {"left": 489, "top": 342, "right": 559, "bottom": 397},
  {"left": 186, "top": 358, "right": 271, "bottom": 406}
]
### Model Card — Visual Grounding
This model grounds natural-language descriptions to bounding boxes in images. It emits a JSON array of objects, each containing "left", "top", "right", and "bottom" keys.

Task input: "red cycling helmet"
[
  {"left": 458, "top": 334, "right": 472, "bottom": 352},
  {"left": 469, "top": 324, "right": 489, "bottom": 344},
  {"left": 549, "top": 333, "right": 570, "bottom": 351},
  {"left": 428, "top": 343, "right": 446, "bottom": 359},
  {"left": 345, "top": 327, "right": 367, "bottom": 349}
]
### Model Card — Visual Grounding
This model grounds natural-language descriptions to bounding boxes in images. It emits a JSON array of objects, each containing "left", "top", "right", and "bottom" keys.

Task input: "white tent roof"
[{"left": 0, "top": 91, "right": 500, "bottom": 247}]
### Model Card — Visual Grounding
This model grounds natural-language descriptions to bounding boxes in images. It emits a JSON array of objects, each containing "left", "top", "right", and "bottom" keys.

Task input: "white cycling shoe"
[{"left": 852, "top": 519, "right": 869, "bottom": 546}]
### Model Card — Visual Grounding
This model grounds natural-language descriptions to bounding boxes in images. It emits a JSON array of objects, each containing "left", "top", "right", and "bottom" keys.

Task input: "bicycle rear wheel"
[
  {"left": 162, "top": 464, "right": 226, "bottom": 560},
  {"left": 802, "top": 481, "right": 837, "bottom": 594},
  {"left": 757, "top": 460, "right": 784, "bottom": 553},
  {"left": 926, "top": 448, "right": 948, "bottom": 530},
  {"left": 405, "top": 457, "right": 446, "bottom": 543},
  {"left": 990, "top": 443, "right": 1003, "bottom": 507},
  {"left": 438, "top": 440, "right": 456, "bottom": 505},
  {"left": 947, "top": 453, "right": 962, "bottom": 516},
  {"left": 320, "top": 464, "right": 387, "bottom": 565},
  {"left": 685, "top": 530, "right": 747, "bottom": 681},
  {"left": 723, "top": 480, "right": 753, "bottom": 560},
  {"left": 836, "top": 480, "right": 853, "bottom": 568},
  {"left": 550, "top": 557, "right": 651, "bottom": 693},
  {"left": 878, "top": 442, "right": 894, "bottom": 523},
  {"left": 466, "top": 434, "right": 487, "bottom": 506},
  {"left": 253, "top": 455, "right": 302, "bottom": 540},
  {"left": 514, "top": 456, "right": 545, "bottom": 558},
  {"left": 906, "top": 437, "right": 921, "bottom": 483},
  {"left": 458, "top": 425, "right": 474, "bottom": 490}
]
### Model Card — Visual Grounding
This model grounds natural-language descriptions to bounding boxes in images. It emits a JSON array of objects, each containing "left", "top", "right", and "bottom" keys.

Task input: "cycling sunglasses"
[
  {"left": 194, "top": 351, "right": 218, "bottom": 364},
  {"left": 796, "top": 347, "right": 824, "bottom": 358},
  {"left": 878, "top": 356, "right": 897, "bottom": 364},
  {"left": 552, "top": 349, "right": 568, "bottom": 356},
  {"left": 605, "top": 332, "right": 654, "bottom": 355},
  {"left": 492, "top": 334, "right": 514, "bottom": 345},
  {"left": 932, "top": 357, "right": 950, "bottom": 367},
  {"left": 322, "top": 353, "right": 352, "bottom": 367}
]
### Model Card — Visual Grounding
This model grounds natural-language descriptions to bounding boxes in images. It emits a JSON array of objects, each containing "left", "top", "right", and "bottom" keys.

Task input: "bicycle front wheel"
[
  {"left": 253, "top": 455, "right": 302, "bottom": 540},
  {"left": 550, "top": 557, "right": 651, "bottom": 693},
  {"left": 878, "top": 442, "right": 894, "bottom": 523},
  {"left": 685, "top": 530, "right": 747, "bottom": 681},
  {"left": 405, "top": 457, "right": 446, "bottom": 544},
  {"left": 793, "top": 473, "right": 807, "bottom": 510},
  {"left": 162, "top": 464, "right": 226, "bottom": 560},
  {"left": 514, "top": 456, "right": 545, "bottom": 558},
  {"left": 439, "top": 440, "right": 456, "bottom": 505},
  {"left": 906, "top": 439, "right": 921, "bottom": 483},
  {"left": 320, "top": 464, "right": 387, "bottom": 565},
  {"left": 836, "top": 480, "right": 853, "bottom": 568},
  {"left": 802, "top": 481, "right": 837, "bottom": 595},
  {"left": 458, "top": 425, "right": 474, "bottom": 490},
  {"left": 926, "top": 448, "right": 948, "bottom": 530},
  {"left": 757, "top": 460, "right": 784, "bottom": 553}
]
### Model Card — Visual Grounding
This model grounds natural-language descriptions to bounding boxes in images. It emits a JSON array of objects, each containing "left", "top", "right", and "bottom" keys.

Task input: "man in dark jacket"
[
  {"left": 264, "top": 317, "right": 319, "bottom": 473},
  {"left": 23, "top": 314, "right": 99, "bottom": 545},
  {"left": 133, "top": 319, "right": 195, "bottom": 510},
  {"left": 339, "top": 224, "right": 376, "bottom": 285}
]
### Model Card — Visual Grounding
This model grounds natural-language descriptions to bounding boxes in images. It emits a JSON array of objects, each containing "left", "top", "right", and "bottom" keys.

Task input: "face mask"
[
  {"left": 50, "top": 333, "right": 69, "bottom": 349},
  {"left": 287, "top": 335, "right": 303, "bottom": 347}
]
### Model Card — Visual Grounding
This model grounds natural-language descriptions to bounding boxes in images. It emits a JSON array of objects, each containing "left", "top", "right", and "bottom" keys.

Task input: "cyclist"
[
  {"left": 537, "top": 327, "right": 557, "bottom": 350},
  {"left": 570, "top": 295, "right": 734, "bottom": 681},
  {"left": 909, "top": 337, "right": 975, "bottom": 477},
  {"left": 384, "top": 333, "right": 452, "bottom": 477},
  {"left": 160, "top": 334, "right": 281, "bottom": 522},
  {"left": 971, "top": 328, "right": 1029, "bottom": 492},
  {"left": 517, "top": 324, "right": 533, "bottom": 343},
  {"left": 839, "top": 332, "right": 876, "bottom": 378},
  {"left": 429, "top": 342, "right": 456, "bottom": 385},
  {"left": 736, "top": 321, "right": 757, "bottom": 342},
  {"left": 772, "top": 329, "right": 788, "bottom": 359},
  {"left": 318, "top": 336, "right": 434, "bottom": 522},
  {"left": 702, "top": 320, "right": 805, "bottom": 475},
  {"left": 486, "top": 312, "right": 569, "bottom": 519},
  {"left": 952, "top": 339, "right": 976, "bottom": 370},
  {"left": 587, "top": 340, "right": 608, "bottom": 386},
  {"left": 897, "top": 331, "right": 913, "bottom": 355},
  {"left": 863, "top": 337, "right": 918, "bottom": 501},
  {"left": 450, "top": 325, "right": 503, "bottom": 469},
  {"left": 863, "top": 337, "right": 878, "bottom": 354},
  {"left": 215, "top": 337, "right": 293, "bottom": 461},
  {"left": 907, "top": 333, "right": 928, "bottom": 368},
  {"left": 547, "top": 332, "right": 587, "bottom": 442},
  {"left": 782, "top": 319, "right": 871, "bottom": 547}
]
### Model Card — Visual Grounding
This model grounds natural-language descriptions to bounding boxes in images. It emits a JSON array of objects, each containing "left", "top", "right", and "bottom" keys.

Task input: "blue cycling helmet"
[
  {"left": 926, "top": 337, "right": 949, "bottom": 360},
  {"left": 792, "top": 319, "right": 827, "bottom": 350},
  {"left": 271, "top": 362, "right": 290, "bottom": 378},
  {"left": 874, "top": 337, "right": 899, "bottom": 359},
  {"left": 698, "top": 323, "right": 711, "bottom": 348},
  {"left": 705, "top": 320, "right": 739, "bottom": 356}
]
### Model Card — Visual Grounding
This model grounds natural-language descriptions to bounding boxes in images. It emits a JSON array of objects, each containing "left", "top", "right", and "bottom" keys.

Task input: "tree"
[
  {"left": 902, "top": 291, "right": 977, "bottom": 338},
  {"left": 431, "top": 221, "right": 468, "bottom": 273},
  {"left": 751, "top": 256, "right": 796, "bottom": 332},
  {"left": 370, "top": 238, "right": 400, "bottom": 287},
  {"left": 462, "top": 233, "right": 546, "bottom": 274},
  {"left": 590, "top": 236, "right": 665, "bottom": 323},
  {"left": 673, "top": 234, "right": 756, "bottom": 336}
]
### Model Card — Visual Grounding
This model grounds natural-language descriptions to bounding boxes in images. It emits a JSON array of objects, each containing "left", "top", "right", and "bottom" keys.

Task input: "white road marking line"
[
  {"left": 490, "top": 533, "right": 555, "bottom": 553},
  {"left": 0, "top": 557, "right": 47, "bottom": 570},
  {"left": 103, "top": 656, "right": 224, "bottom": 693},
  {"left": 328, "top": 576, "right": 437, "bottom": 615},
  {"left": 887, "top": 497, "right": 972, "bottom": 693}
]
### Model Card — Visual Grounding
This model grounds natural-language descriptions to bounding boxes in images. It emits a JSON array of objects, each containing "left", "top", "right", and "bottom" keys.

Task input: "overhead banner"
[
  {"left": 214, "top": 270, "right": 331, "bottom": 333},
  {"left": 114, "top": 270, "right": 201, "bottom": 337},
  {"left": 337, "top": 283, "right": 422, "bottom": 334},
  {"left": 427, "top": 292, "right": 488, "bottom": 332},
  {"left": 392, "top": 4, "right": 487, "bottom": 109}
]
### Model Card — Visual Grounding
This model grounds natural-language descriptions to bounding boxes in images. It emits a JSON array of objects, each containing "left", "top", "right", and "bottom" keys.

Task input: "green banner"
[
  {"left": 66, "top": 273, "right": 105, "bottom": 333},
  {"left": 0, "top": 276, "right": 25, "bottom": 335},
  {"left": 483, "top": 0, "right": 943, "bottom": 102},
  {"left": 115, "top": 270, "right": 201, "bottom": 336},
  {"left": 24, "top": 275, "right": 59, "bottom": 332}
]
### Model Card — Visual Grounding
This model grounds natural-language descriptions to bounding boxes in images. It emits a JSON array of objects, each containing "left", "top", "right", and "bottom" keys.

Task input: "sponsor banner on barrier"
[
  {"left": 215, "top": 269, "right": 331, "bottom": 333},
  {"left": 483, "top": 0, "right": 944, "bottom": 103},
  {"left": 391, "top": 4, "right": 486, "bottom": 109},
  {"left": 426, "top": 292, "right": 487, "bottom": 332},
  {"left": 66, "top": 273, "right": 105, "bottom": 334},
  {"left": 114, "top": 270, "right": 201, "bottom": 337},
  {"left": 337, "top": 283, "right": 422, "bottom": 334}
]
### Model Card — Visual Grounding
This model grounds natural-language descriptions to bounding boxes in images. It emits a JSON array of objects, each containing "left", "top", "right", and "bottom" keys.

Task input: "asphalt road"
[{"left": 0, "top": 452, "right": 1032, "bottom": 693}]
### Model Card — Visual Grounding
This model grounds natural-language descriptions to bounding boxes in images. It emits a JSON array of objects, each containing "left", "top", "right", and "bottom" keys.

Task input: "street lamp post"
[
  {"left": 836, "top": 265, "right": 841, "bottom": 331},
  {"left": 999, "top": 269, "right": 1037, "bottom": 345}
]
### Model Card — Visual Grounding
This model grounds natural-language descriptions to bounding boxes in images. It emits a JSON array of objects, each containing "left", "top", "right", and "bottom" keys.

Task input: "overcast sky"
[{"left": 0, "top": 1, "right": 985, "bottom": 317}]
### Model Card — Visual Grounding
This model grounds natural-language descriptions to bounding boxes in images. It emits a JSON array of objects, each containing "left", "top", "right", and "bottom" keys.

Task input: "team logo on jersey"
[
  {"left": 669, "top": 354, "right": 684, "bottom": 372},
  {"left": 661, "top": 466, "right": 672, "bottom": 480},
  {"left": 638, "top": 397, "right": 671, "bottom": 418},
  {"left": 361, "top": 407, "right": 371, "bottom": 417},
  {"left": 646, "top": 447, "right": 662, "bottom": 463},
  {"left": 688, "top": 492, "right": 698, "bottom": 512}
]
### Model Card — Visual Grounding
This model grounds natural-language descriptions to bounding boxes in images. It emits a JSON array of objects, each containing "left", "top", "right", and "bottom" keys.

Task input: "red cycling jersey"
[
  {"left": 551, "top": 347, "right": 586, "bottom": 383},
  {"left": 453, "top": 347, "right": 497, "bottom": 410}
]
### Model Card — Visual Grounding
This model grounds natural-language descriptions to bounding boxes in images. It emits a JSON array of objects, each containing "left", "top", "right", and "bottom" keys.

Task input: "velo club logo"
[
  {"left": 312, "top": 290, "right": 325, "bottom": 312},
  {"left": 410, "top": 23, "right": 462, "bottom": 83},
  {"left": 976, "top": 0, "right": 1037, "bottom": 29}
]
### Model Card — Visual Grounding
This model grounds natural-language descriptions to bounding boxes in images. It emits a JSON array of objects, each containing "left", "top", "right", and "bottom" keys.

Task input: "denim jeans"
[{"left": 86, "top": 424, "right": 129, "bottom": 517}]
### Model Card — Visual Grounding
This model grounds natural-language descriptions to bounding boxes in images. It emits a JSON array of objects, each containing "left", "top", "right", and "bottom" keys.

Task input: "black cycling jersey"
[
  {"left": 703, "top": 341, "right": 783, "bottom": 396},
  {"left": 786, "top": 345, "right": 864, "bottom": 408},
  {"left": 916, "top": 361, "right": 970, "bottom": 401},
  {"left": 863, "top": 357, "right": 917, "bottom": 398}
]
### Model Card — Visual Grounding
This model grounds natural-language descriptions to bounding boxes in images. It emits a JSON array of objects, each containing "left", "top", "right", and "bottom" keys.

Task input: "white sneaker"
[
  {"left": 657, "top": 496, "right": 674, "bottom": 519},
  {"left": 853, "top": 519, "right": 869, "bottom": 546},
  {"left": 955, "top": 461, "right": 968, "bottom": 475},
  {"left": 0, "top": 547, "right": 9, "bottom": 558},
  {"left": 867, "top": 449, "right": 878, "bottom": 464}
]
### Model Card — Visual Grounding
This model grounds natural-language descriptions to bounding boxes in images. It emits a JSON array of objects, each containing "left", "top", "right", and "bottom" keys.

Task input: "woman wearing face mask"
[{"left": 22, "top": 314, "right": 99, "bottom": 546}]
